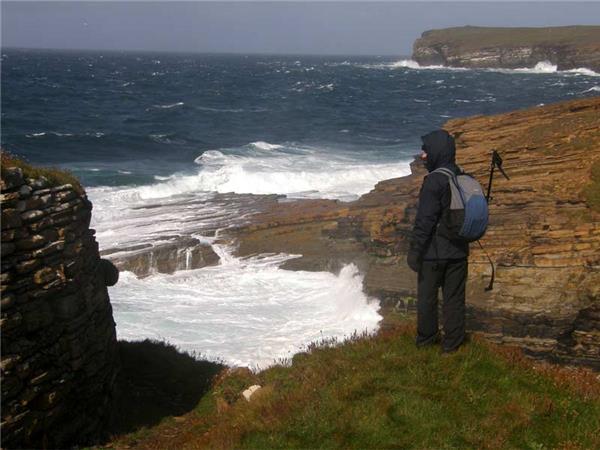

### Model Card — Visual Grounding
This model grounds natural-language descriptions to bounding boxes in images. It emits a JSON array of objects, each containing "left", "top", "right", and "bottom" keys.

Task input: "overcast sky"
[{"left": 2, "top": 2, "right": 599, "bottom": 55}]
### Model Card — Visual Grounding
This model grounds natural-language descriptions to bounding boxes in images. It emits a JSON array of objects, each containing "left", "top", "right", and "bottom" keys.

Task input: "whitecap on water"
[
  {"left": 249, "top": 141, "right": 284, "bottom": 151},
  {"left": 109, "top": 244, "right": 382, "bottom": 370},
  {"left": 88, "top": 141, "right": 412, "bottom": 368},
  {"left": 153, "top": 102, "right": 184, "bottom": 109},
  {"left": 186, "top": 143, "right": 412, "bottom": 201}
]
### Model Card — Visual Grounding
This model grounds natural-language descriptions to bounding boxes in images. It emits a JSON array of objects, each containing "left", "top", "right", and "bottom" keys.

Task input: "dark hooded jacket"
[{"left": 408, "top": 130, "right": 469, "bottom": 262}]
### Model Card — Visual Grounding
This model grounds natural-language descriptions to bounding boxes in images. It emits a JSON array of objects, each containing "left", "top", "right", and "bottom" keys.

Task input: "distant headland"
[{"left": 412, "top": 25, "right": 600, "bottom": 72}]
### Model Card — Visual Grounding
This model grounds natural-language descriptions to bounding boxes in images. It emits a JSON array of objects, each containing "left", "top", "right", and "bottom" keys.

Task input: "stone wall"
[{"left": 1, "top": 168, "right": 118, "bottom": 448}]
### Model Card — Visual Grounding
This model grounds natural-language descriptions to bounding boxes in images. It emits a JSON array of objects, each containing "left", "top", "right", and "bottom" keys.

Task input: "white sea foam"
[
  {"left": 109, "top": 248, "right": 381, "bottom": 369},
  {"left": 584, "top": 86, "right": 600, "bottom": 92},
  {"left": 154, "top": 102, "right": 184, "bottom": 109},
  {"left": 512, "top": 61, "right": 557, "bottom": 74},
  {"left": 359, "top": 59, "right": 460, "bottom": 71},
  {"left": 88, "top": 141, "right": 412, "bottom": 368},
  {"left": 26, "top": 131, "right": 74, "bottom": 138},
  {"left": 564, "top": 68, "right": 600, "bottom": 77},
  {"left": 89, "top": 184, "right": 382, "bottom": 369},
  {"left": 358, "top": 59, "right": 599, "bottom": 76},
  {"left": 249, "top": 141, "right": 283, "bottom": 151},
  {"left": 317, "top": 83, "right": 335, "bottom": 91},
  {"left": 158, "top": 143, "right": 412, "bottom": 202},
  {"left": 494, "top": 63, "right": 598, "bottom": 76}
]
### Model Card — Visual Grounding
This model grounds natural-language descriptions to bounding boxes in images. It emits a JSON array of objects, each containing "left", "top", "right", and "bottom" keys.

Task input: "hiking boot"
[{"left": 415, "top": 333, "right": 441, "bottom": 348}]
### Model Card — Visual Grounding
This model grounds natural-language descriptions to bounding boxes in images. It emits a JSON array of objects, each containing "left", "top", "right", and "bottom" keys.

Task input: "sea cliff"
[
  {"left": 226, "top": 96, "right": 600, "bottom": 369},
  {"left": 412, "top": 26, "right": 600, "bottom": 72}
]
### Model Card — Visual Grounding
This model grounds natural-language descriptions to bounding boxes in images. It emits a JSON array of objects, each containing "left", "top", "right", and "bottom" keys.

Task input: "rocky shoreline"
[
  {"left": 224, "top": 97, "right": 600, "bottom": 369},
  {"left": 412, "top": 26, "right": 600, "bottom": 72}
]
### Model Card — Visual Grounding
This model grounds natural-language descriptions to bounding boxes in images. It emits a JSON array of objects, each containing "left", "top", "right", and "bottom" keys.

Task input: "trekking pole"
[
  {"left": 482, "top": 150, "right": 510, "bottom": 291},
  {"left": 477, "top": 240, "right": 495, "bottom": 291},
  {"left": 486, "top": 150, "right": 510, "bottom": 203}
]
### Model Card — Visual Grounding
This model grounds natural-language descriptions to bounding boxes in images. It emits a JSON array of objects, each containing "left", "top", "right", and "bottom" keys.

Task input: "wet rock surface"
[
  {"left": 101, "top": 237, "right": 220, "bottom": 278},
  {"left": 96, "top": 192, "right": 284, "bottom": 278},
  {"left": 228, "top": 97, "right": 600, "bottom": 369}
]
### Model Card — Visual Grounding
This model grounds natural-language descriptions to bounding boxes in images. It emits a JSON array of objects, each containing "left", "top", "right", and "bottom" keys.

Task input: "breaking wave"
[
  {"left": 153, "top": 101, "right": 184, "bottom": 109},
  {"left": 359, "top": 59, "right": 599, "bottom": 76},
  {"left": 110, "top": 251, "right": 381, "bottom": 369},
  {"left": 137, "top": 142, "right": 411, "bottom": 201}
]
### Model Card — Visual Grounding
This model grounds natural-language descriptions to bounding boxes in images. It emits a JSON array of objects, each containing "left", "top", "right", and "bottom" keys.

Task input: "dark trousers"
[{"left": 416, "top": 259, "right": 467, "bottom": 352}]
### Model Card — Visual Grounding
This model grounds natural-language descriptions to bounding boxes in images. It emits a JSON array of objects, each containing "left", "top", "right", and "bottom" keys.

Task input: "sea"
[{"left": 2, "top": 49, "right": 599, "bottom": 369}]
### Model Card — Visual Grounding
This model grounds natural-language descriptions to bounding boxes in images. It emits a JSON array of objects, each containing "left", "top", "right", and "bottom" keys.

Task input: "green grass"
[
  {"left": 584, "top": 159, "right": 600, "bottom": 212},
  {"left": 1, "top": 150, "right": 84, "bottom": 193},
  {"left": 417, "top": 25, "right": 600, "bottom": 52},
  {"left": 105, "top": 313, "right": 600, "bottom": 450}
]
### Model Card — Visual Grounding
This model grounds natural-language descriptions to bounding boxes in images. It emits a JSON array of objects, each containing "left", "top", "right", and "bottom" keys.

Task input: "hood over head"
[{"left": 421, "top": 129, "right": 456, "bottom": 172}]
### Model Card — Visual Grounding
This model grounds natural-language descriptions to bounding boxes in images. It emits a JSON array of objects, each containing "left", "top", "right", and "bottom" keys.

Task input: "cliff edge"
[
  {"left": 412, "top": 26, "right": 600, "bottom": 71},
  {"left": 228, "top": 96, "right": 600, "bottom": 369}
]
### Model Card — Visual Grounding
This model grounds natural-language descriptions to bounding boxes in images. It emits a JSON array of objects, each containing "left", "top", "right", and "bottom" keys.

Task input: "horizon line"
[{"left": 1, "top": 46, "right": 411, "bottom": 58}]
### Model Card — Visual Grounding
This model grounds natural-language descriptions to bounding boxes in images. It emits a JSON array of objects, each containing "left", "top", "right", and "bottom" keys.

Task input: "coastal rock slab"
[{"left": 229, "top": 97, "right": 600, "bottom": 369}]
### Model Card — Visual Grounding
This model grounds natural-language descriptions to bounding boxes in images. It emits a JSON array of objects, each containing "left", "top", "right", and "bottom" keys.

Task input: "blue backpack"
[{"left": 433, "top": 167, "right": 489, "bottom": 242}]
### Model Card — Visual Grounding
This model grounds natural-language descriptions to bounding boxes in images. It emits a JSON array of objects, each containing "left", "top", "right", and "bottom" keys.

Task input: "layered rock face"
[
  {"left": 1, "top": 170, "right": 118, "bottom": 448},
  {"left": 412, "top": 26, "right": 600, "bottom": 72},
  {"left": 229, "top": 97, "right": 600, "bottom": 369},
  {"left": 102, "top": 238, "right": 219, "bottom": 278}
]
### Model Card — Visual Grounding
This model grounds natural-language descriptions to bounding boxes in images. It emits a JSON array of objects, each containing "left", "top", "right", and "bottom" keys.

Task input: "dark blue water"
[
  {"left": 4, "top": 49, "right": 599, "bottom": 361},
  {"left": 2, "top": 49, "right": 599, "bottom": 188}
]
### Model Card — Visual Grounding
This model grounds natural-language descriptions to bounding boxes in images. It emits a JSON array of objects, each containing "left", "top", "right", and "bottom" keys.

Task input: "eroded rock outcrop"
[
  {"left": 412, "top": 26, "right": 600, "bottom": 72},
  {"left": 1, "top": 169, "right": 118, "bottom": 448},
  {"left": 101, "top": 237, "right": 219, "bottom": 278},
  {"left": 228, "top": 97, "right": 600, "bottom": 369}
]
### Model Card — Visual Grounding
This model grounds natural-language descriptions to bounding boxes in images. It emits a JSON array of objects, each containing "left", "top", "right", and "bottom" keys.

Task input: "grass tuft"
[{"left": 1, "top": 149, "right": 84, "bottom": 194}]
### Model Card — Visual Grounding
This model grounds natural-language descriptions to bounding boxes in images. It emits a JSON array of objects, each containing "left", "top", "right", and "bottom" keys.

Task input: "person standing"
[{"left": 406, "top": 129, "right": 469, "bottom": 353}]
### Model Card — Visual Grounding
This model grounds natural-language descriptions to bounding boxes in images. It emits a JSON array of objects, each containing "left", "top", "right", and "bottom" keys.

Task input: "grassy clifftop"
[
  {"left": 412, "top": 26, "right": 600, "bottom": 70},
  {"left": 104, "top": 313, "right": 600, "bottom": 450},
  {"left": 418, "top": 25, "right": 600, "bottom": 51},
  {"left": 1, "top": 151, "right": 83, "bottom": 194}
]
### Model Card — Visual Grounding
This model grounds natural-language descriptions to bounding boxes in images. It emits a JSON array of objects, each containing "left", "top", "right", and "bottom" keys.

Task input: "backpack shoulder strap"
[
  {"left": 431, "top": 167, "right": 465, "bottom": 208},
  {"left": 431, "top": 167, "right": 456, "bottom": 179}
]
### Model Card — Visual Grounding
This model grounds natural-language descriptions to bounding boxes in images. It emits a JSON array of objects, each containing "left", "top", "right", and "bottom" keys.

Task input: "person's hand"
[{"left": 406, "top": 252, "right": 421, "bottom": 273}]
